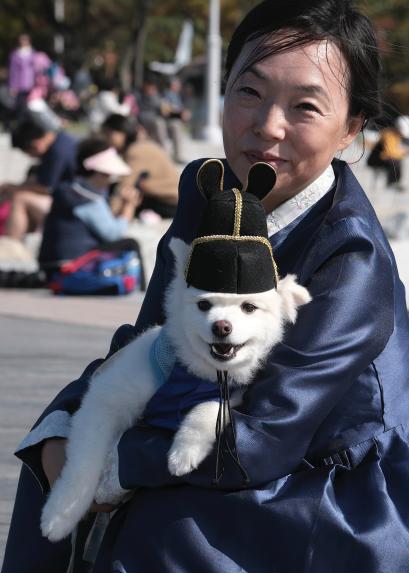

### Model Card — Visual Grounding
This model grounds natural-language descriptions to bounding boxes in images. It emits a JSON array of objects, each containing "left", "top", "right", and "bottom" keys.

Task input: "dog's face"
[
  {"left": 181, "top": 287, "right": 283, "bottom": 377},
  {"left": 164, "top": 238, "right": 310, "bottom": 384}
]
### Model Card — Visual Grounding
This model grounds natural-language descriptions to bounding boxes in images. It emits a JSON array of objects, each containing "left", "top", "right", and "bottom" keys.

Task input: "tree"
[
  {"left": 357, "top": 0, "right": 409, "bottom": 82},
  {"left": 0, "top": 0, "right": 408, "bottom": 95}
]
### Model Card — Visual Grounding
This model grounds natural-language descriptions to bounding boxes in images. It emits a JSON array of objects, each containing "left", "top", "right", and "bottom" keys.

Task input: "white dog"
[
  {"left": 41, "top": 236, "right": 310, "bottom": 541},
  {"left": 41, "top": 238, "right": 310, "bottom": 543}
]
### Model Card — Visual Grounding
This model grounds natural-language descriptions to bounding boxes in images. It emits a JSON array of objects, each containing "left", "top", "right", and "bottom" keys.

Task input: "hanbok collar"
[{"left": 266, "top": 165, "right": 335, "bottom": 237}]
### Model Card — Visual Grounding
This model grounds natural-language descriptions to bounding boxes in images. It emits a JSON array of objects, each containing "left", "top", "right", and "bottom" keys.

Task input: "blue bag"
[{"left": 49, "top": 249, "right": 144, "bottom": 295}]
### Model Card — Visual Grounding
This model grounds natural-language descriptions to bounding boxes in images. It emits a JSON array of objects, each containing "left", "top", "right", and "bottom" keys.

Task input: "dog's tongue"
[{"left": 214, "top": 343, "right": 233, "bottom": 354}]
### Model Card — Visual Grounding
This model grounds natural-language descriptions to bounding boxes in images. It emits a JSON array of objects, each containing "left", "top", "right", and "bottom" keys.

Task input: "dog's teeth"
[{"left": 211, "top": 344, "right": 236, "bottom": 357}]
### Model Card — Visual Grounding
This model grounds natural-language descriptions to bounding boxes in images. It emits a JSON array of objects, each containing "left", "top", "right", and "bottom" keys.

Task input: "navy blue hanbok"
[{"left": 3, "top": 158, "right": 409, "bottom": 573}]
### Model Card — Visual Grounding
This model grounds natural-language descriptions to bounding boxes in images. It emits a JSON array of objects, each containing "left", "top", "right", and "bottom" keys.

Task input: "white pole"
[
  {"left": 54, "top": 0, "right": 65, "bottom": 55},
  {"left": 202, "top": 0, "right": 223, "bottom": 143}
]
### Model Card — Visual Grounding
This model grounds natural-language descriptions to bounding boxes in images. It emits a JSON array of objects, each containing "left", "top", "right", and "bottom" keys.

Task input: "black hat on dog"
[{"left": 185, "top": 159, "right": 278, "bottom": 294}]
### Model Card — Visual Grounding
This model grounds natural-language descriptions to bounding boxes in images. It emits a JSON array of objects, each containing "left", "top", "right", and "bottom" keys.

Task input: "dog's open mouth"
[{"left": 210, "top": 343, "right": 244, "bottom": 361}]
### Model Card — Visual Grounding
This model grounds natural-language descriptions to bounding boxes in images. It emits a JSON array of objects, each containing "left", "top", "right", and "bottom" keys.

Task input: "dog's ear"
[
  {"left": 169, "top": 237, "right": 190, "bottom": 275},
  {"left": 244, "top": 162, "right": 276, "bottom": 200},
  {"left": 196, "top": 159, "right": 225, "bottom": 200},
  {"left": 277, "top": 274, "right": 311, "bottom": 323}
]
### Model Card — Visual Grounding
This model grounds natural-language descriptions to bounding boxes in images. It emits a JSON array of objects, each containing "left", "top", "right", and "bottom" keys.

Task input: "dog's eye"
[
  {"left": 241, "top": 302, "right": 257, "bottom": 314},
  {"left": 197, "top": 300, "right": 212, "bottom": 311}
]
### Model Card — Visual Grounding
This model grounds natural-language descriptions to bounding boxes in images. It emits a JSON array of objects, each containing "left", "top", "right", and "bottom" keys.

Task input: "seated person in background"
[
  {"left": 0, "top": 114, "right": 77, "bottom": 240},
  {"left": 101, "top": 113, "right": 179, "bottom": 219},
  {"left": 88, "top": 78, "right": 131, "bottom": 131},
  {"left": 38, "top": 137, "right": 140, "bottom": 278}
]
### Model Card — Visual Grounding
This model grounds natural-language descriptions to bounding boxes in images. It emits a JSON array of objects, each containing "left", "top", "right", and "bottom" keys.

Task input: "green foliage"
[{"left": 357, "top": 0, "right": 409, "bottom": 83}]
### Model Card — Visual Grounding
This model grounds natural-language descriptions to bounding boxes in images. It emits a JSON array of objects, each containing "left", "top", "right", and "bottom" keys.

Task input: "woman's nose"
[{"left": 253, "top": 103, "right": 286, "bottom": 141}]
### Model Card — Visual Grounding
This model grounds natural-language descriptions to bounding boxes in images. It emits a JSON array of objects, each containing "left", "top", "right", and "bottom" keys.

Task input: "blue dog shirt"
[{"left": 143, "top": 328, "right": 220, "bottom": 431}]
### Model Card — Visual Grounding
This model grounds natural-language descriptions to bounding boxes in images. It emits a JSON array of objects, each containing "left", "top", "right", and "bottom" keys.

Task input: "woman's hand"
[
  {"left": 115, "top": 186, "right": 141, "bottom": 221},
  {"left": 41, "top": 438, "right": 117, "bottom": 513},
  {"left": 41, "top": 437, "right": 68, "bottom": 489}
]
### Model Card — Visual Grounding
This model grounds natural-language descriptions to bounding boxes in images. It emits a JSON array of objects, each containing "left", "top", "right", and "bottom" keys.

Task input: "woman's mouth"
[
  {"left": 244, "top": 151, "right": 287, "bottom": 169},
  {"left": 209, "top": 343, "right": 244, "bottom": 361}
]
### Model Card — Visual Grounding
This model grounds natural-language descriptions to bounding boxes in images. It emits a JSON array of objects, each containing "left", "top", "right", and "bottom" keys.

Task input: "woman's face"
[{"left": 223, "top": 38, "right": 362, "bottom": 209}]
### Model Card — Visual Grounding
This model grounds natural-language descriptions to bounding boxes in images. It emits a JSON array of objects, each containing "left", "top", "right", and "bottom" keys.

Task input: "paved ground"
[
  {"left": 1, "top": 131, "right": 409, "bottom": 566},
  {"left": 0, "top": 315, "right": 120, "bottom": 563},
  {"left": 0, "top": 309, "right": 144, "bottom": 567}
]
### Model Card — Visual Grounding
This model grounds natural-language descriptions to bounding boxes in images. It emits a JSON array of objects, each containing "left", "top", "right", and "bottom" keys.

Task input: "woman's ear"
[
  {"left": 196, "top": 159, "right": 225, "bottom": 200},
  {"left": 338, "top": 114, "right": 364, "bottom": 151}
]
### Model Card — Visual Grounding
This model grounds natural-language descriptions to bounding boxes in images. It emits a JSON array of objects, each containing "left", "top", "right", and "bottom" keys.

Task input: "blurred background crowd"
[{"left": 0, "top": 0, "right": 408, "bottom": 293}]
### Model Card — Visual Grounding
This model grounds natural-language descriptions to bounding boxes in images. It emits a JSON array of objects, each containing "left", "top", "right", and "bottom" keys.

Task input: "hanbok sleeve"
[{"left": 116, "top": 216, "right": 395, "bottom": 490}]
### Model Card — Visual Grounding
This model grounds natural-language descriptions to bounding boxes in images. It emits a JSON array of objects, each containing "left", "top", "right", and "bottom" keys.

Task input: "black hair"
[
  {"left": 76, "top": 137, "right": 110, "bottom": 177},
  {"left": 225, "top": 0, "right": 382, "bottom": 125},
  {"left": 11, "top": 116, "right": 48, "bottom": 151},
  {"left": 101, "top": 113, "right": 138, "bottom": 149}
]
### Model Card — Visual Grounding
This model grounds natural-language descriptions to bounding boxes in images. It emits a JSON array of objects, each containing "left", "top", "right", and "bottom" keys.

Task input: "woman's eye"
[
  {"left": 297, "top": 102, "right": 320, "bottom": 113},
  {"left": 238, "top": 86, "right": 260, "bottom": 98},
  {"left": 241, "top": 302, "right": 257, "bottom": 314},
  {"left": 197, "top": 300, "right": 212, "bottom": 312}
]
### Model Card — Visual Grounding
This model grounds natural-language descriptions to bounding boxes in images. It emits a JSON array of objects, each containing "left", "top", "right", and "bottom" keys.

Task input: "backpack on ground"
[{"left": 48, "top": 248, "right": 144, "bottom": 295}]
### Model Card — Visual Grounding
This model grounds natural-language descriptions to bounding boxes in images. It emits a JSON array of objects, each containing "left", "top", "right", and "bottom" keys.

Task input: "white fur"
[
  {"left": 41, "top": 326, "right": 160, "bottom": 542},
  {"left": 41, "top": 237, "right": 311, "bottom": 541},
  {"left": 167, "top": 389, "right": 244, "bottom": 477}
]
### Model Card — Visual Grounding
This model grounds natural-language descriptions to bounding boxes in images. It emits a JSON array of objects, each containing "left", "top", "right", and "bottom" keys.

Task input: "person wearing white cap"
[{"left": 38, "top": 137, "right": 140, "bottom": 278}]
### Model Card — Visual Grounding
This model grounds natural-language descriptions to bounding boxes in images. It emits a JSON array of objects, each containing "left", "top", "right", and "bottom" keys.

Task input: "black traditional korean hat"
[{"left": 185, "top": 159, "right": 278, "bottom": 294}]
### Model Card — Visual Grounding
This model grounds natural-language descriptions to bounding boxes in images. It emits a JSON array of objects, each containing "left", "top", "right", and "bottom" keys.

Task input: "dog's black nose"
[{"left": 212, "top": 320, "right": 232, "bottom": 338}]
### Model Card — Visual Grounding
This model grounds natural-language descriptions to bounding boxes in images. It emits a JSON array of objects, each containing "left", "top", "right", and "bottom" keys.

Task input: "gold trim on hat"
[
  {"left": 196, "top": 158, "right": 225, "bottom": 195},
  {"left": 185, "top": 234, "right": 279, "bottom": 286},
  {"left": 232, "top": 188, "right": 242, "bottom": 236}
]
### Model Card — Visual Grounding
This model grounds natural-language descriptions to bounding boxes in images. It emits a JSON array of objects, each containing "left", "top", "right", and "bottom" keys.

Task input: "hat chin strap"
[{"left": 213, "top": 370, "right": 250, "bottom": 485}]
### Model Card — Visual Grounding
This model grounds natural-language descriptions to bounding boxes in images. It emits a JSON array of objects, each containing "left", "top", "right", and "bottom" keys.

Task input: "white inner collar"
[{"left": 266, "top": 165, "right": 335, "bottom": 237}]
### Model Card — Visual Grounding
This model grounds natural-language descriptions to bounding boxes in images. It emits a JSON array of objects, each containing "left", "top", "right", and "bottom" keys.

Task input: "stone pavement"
[
  {"left": 0, "top": 314, "right": 133, "bottom": 567},
  {"left": 1, "top": 131, "right": 409, "bottom": 566}
]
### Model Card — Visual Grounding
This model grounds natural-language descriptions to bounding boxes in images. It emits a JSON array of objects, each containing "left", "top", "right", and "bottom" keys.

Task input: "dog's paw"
[
  {"left": 168, "top": 443, "right": 209, "bottom": 476},
  {"left": 41, "top": 485, "right": 90, "bottom": 542},
  {"left": 41, "top": 510, "right": 77, "bottom": 542},
  {"left": 41, "top": 497, "right": 81, "bottom": 542}
]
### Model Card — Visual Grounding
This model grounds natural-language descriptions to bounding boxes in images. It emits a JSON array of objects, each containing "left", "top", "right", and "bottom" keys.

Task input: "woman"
[
  {"left": 4, "top": 1, "right": 409, "bottom": 571},
  {"left": 37, "top": 136, "right": 145, "bottom": 294},
  {"left": 38, "top": 137, "right": 139, "bottom": 278},
  {"left": 8, "top": 34, "right": 36, "bottom": 110},
  {"left": 102, "top": 113, "right": 180, "bottom": 219}
]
